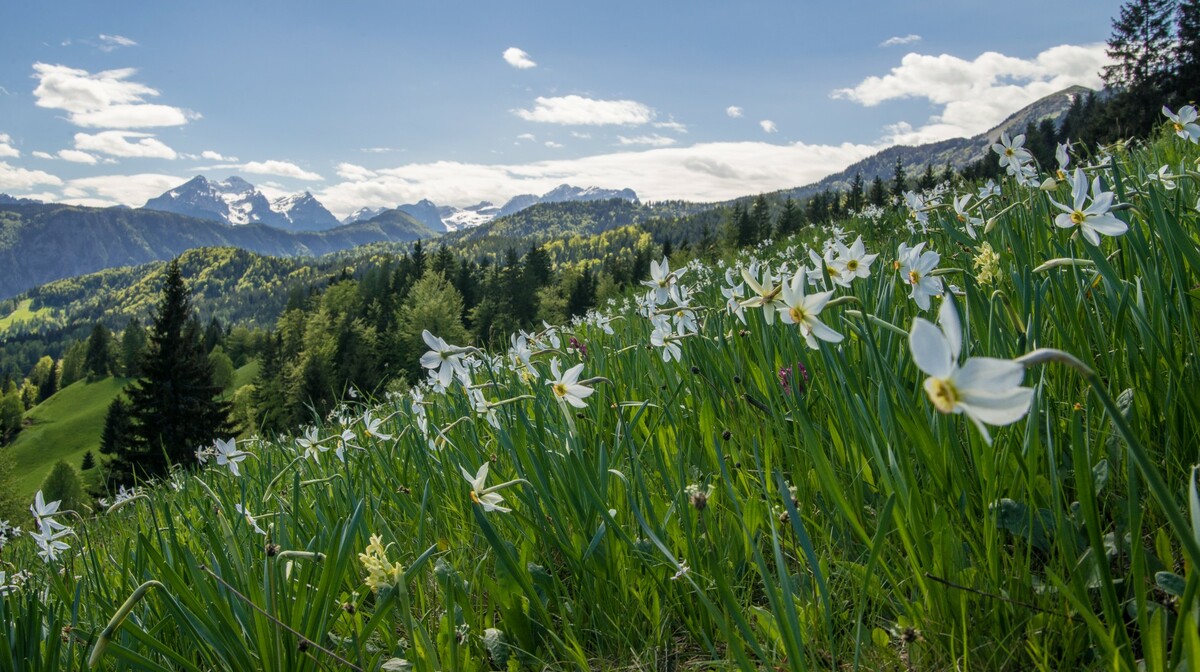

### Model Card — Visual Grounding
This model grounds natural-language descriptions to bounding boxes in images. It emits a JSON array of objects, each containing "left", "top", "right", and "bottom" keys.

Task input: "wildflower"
[
  {"left": 650, "top": 315, "right": 683, "bottom": 362},
  {"left": 992, "top": 132, "right": 1033, "bottom": 171},
  {"left": 685, "top": 483, "right": 714, "bottom": 511},
  {"left": 362, "top": 410, "right": 393, "bottom": 441},
  {"left": 235, "top": 503, "right": 266, "bottom": 535},
  {"left": 30, "top": 490, "right": 61, "bottom": 520},
  {"left": 740, "top": 264, "right": 782, "bottom": 324},
  {"left": 1049, "top": 168, "right": 1128, "bottom": 245},
  {"left": 641, "top": 257, "right": 685, "bottom": 305},
  {"left": 547, "top": 358, "right": 594, "bottom": 408},
  {"left": 1147, "top": 165, "right": 1177, "bottom": 190},
  {"left": 952, "top": 195, "right": 982, "bottom": 239},
  {"left": 461, "top": 462, "right": 511, "bottom": 513},
  {"left": 419, "top": 330, "right": 469, "bottom": 388},
  {"left": 972, "top": 242, "right": 1002, "bottom": 287},
  {"left": 778, "top": 363, "right": 808, "bottom": 395},
  {"left": 897, "top": 242, "right": 944, "bottom": 311},
  {"left": 903, "top": 191, "right": 929, "bottom": 230},
  {"left": 977, "top": 179, "right": 1000, "bottom": 199},
  {"left": 1163, "top": 105, "right": 1200, "bottom": 142},
  {"left": 1055, "top": 142, "right": 1071, "bottom": 181},
  {"left": 832, "top": 235, "right": 878, "bottom": 281},
  {"left": 908, "top": 295, "right": 1033, "bottom": 444},
  {"left": 297, "top": 426, "right": 323, "bottom": 460},
  {"left": 333, "top": 428, "right": 356, "bottom": 462},
  {"left": 779, "top": 269, "right": 842, "bottom": 349},
  {"left": 359, "top": 534, "right": 404, "bottom": 593},
  {"left": 30, "top": 527, "right": 71, "bottom": 563},
  {"left": 213, "top": 437, "right": 248, "bottom": 477}
]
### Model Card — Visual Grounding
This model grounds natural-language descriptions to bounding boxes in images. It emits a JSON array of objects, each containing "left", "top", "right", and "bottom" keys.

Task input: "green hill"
[{"left": 4, "top": 376, "right": 129, "bottom": 496}]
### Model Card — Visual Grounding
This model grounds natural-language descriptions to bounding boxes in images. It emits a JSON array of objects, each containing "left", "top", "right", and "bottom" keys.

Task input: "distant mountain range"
[
  {"left": 143, "top": 176, "right": 340, "bottom": 232},
  {"left": 0, "top": 202, "right": 435, "bottom": 300},
  {"left": 779, "top": 85, "right": 1091, "bottom": 202},
  {"left": 342, "top": 184, "right": 639, "bottom": 231}
]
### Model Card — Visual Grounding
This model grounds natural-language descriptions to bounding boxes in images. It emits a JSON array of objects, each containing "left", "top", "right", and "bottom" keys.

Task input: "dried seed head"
[
  {"left": 721, "top": 429, "right": 732, "bottom": 441},
  {"left": 265, "top": 543, "right": 281, "bottom": 557}
]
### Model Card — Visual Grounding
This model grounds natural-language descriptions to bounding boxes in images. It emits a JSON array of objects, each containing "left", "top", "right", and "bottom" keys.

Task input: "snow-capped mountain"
[
  {"left": 143, "top": 176, "right": 339, "bottom": 232},
  {"left": 341, "top": 206, "right": 388, "bottom": 226},
  {"left": 438, "top": 202, "right": 500, "bottom": 231},
  {"left": 397, "top": 199, "right": 449, "bottom": 232},
  {"left": 269, "top": 192, "right": 339, "bottom": 231},
  {"left": 495, "top": 184, "right": 638, "bottom": 218}
]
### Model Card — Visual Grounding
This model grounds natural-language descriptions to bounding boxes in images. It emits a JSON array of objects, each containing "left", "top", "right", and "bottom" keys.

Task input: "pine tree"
[
  {"left": 848, "top": 172, "right": 865, "bottom": 212},
  {"left": 869, "top": 176, "right": 887, "bottom": 207},
  {"left": 120, "top": 318, "right": 148, "bottom": 377},
  {"left": 775, "top": 197, "right": 803, "bottom": 238},
  {"left": 1104, "top": 0, "right": 1178, "bottom": 91},
  {"left": 81, "top": 450, "right": 96, "bottom": 471},
  {"left": 750, "top": 195, "right": 771, "bottom": 242},
  {"left": 891, "top": 157, "right": 909, "bottom": 198},
  {"left": 117, "top": 259, "right": 232, "bottom": 481},
  {"left": 84, "top": 323, "right": 113, "bottom": 380},
  {"left": 1178, "top": 0, "right": 1200, "bottom": 102}
]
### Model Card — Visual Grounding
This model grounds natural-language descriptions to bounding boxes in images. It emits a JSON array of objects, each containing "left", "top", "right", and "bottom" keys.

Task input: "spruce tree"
[
  {"left": 848, "top": 172, "right": 865, "bottom": 212},
  {"left": 1178, "top": 0, "right": 1200, "bottom": 102},
  {"left": 868, "top": 176, "right": 887, "bottom": 207},
  {"left": 84, "top": 323, "right": 113, "bottom": 380},
  {"left": 891, "top": 157, "right": 908, "bottom": 199},
  {"left": 775, "top": 197, "right": 802, "bottom": 238},
  {"left": 1104, "top": 0, "right": 1178, "bottom": 91},
  {"left": 117, "top": 259, "right": 232, "bottom": 480},
  {"left": 120, "top": 317, "right": 148, "bottom": 377}
]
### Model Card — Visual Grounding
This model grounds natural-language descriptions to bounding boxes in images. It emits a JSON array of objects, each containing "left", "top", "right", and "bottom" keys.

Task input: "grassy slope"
[
  {"left": 3, "top": 360, "right": 258, "bottom": 499},
  {"left": 0, "top": 298, "right": 51, "bottom": 331},
  {"left": 6, "top": 377, "right": 129, "bottom": 495}
]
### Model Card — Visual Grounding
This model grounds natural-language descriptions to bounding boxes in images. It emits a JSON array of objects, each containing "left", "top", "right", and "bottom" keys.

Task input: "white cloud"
[
  {"left": 617, "top": 134, "right": 676, "bottom": 147},
  {"left": 514, "top": 95, "right": 654, "bottom": 126},
  {"left": 58, "top": 149, "right": 98, "bottom": 164},
  {"left": 0, "top": 133, "right": 17, "bottom": 158},
  {"left": 316, "top": 139, "right": 878, "bottom": 217},
  {"left": 760, "top": 120, "right": 778, "bottom": 134},
  {"left": 60, "top": 172, "right": 183, "bottom": 207},
  {"left": 31, "top": 62, "right": 193, "bottom": 128},
  {"left": 503, "top": 47, "right": 537, "bottom": 69},
  {"left": 98, "top": 34, "right": 137, "bottom": 51},
  {"left": 570, "top": 131, "right": 592, "bottom": 139},
  {"left": 32, "top": 151, "right": 54, "bottom": 160},
  {"left": 360, "top": 147, "right": 399, "bottom": 153},
  {"left": 335, "top": 162, "right": 377, "bottom": 181},
  {"left": 200, "top": 150, "right": 237, "bottom": 161},
  {"left": 880, "top": 34, "right": 921, "bottom": 47},
  {"left": 833, "top": 43, "right": 1110, "bottom": 144},
  {"left": 725, "top": 106, "right": 743, "bottom": 118},
  {"left": 544, "top": 141, "right": 563, "bottom": 148},
  {"left": 74, "top": 130, "right": 177, "bottom": 159},
  {"left": 653, "top": 119, "right": 688, "bottom": 133},
  {"left": 203, "top": 159, "right": 323, "bottom": 181},
  {"left": 516, "top": 133, "right": 536, "bottom": 141},
  {"left": 0, "top": 161, "right": 63, "bottom": 191}
]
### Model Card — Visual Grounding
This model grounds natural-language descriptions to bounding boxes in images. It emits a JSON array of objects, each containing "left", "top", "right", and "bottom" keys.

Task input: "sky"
[{"left": 0, "top": 1, "right": 1124, "bottom": 217}]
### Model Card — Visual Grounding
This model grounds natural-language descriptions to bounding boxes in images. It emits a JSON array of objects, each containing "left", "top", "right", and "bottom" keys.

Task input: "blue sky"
[{"left": 1, "top": 1, "right": 1123, "bottom": 216}]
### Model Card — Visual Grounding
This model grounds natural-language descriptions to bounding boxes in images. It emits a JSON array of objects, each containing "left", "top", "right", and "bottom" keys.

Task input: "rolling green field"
[{"left": 0, "top": 298, "right": 52, "bottom": 332}]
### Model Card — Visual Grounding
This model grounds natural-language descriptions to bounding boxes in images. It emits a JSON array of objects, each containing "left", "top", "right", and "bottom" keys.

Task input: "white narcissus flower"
[
  {"left": 1055, "top": 142, "right": 1071, "bottom": 180},
  {"left": 30, "top": 490, "right": 61, "bottom": 521},
  {"left": 547, "top": 358, "right": 594, "bottom": 408},
  {"left": 952, "top": 194, "right": 982, "bottom": 239},
  {"left": 1163, "top": 105, "right": 1200, "bottom": 142},
  {"left": 214, "top": 437, "right": 248, "bottom": 477},
  {"left": 832, "top": 235, "right": 878, "bottom": 281},
  {"left": 1147, "top": 165, "right": 1177, "bottom": 190},
  {"left": 992, "top": 132, "right": 1033, "bottom": 171},
  {"left": 235, "top": 503, "right": 266, "bottom": 535},
  {"left": 419, "top": 330, "right": 467, "bottom": 388},
  {"left": 461, "top": 463, "right": 511, "bottom": 513},
  {"left": 740, "top": 264, "right": 782, "bottom": 324},
  {"left": 897, "top": 242, "right": 944, "bottom": 311},
  {"left": 779, "top": 270, "right": 842, "bottom": 349},
  {"left": 909, "top": 295, "right": 1033, "bottom": 444},
  {"left": 362, "top": 410, "right": 393, "bottom": 441},
  {"left": 650, "top": 315, "right": 683, "bottom": 362},
  {"left": 297, "top": 426, "right": 323, "bottom": 461},
  {"left": 1049, "top": 168, "right": 1128, "bottom": 245},
  {"left": 641, "top": 257, "right": 685, "bottom": 305}
]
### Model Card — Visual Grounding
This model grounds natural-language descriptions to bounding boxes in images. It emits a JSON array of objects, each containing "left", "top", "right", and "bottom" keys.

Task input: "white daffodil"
[
  {"left": 333, "top": 428, "right": 356, "bottom": 462},
  {"left": 1055, "top": 142, "right": 1071, "bottom": 181},
  {"left": 30, "top": 527, "right": 71, "bottom": 563},
  {"left": 1049, "top": 168, "right": 1128, "bottom": 245},
  {"left": 721, "top": 270, "right": 747, "bottom": 324},
  {"left": 992, "top": 132, "right": 1033, "bottom": 171},
  {"left": 547, "top": 358, "right": 594, "bottom": 408},
  {"left": 1147, "top": 164, "right": 1177, "bottom": 190},
  {"left": 362, "top": 410, "right": 393, "bottom": 441},
  {"left": 235, "top": 503, "right": 266, "bottom": 535},
  {"left": 214, "top": 437, "right": 248, "bottom": 477},
  {"left": 1163, "top": 105, "right": 1200, "bottom": 142},
  {"left": 952, "top": 194, "right": 982, "bottom": 239},
  {"left": 30, "top": 490, "right": 61, "bottom": 520},
  {"left": 461, "top": 462, "right": 511, "bottom": 513},
  {"left": 897, "top": 242, "right": 944, "bottom": 311},
  {"left": 977, "top": 179, "right": 1000, "bottom": 200},
  {"left": 909, "top": 296, "right": 1033, "bottom": 444},
  {"left": 904, "top": 191, "right": 929, "bottom": 230},
  {"left": 650, "top": 315, "right": 683, "bottom": 362},
  {"left": 297, "top": 426, "right": 324, "bottom": 461},
  {"left": 641, "top": 257, "right": 685, "bottom": 305},
  {"left": 740, "top": 264, "right": 782, "bottom": 324},
  {"left": 419, "top": 330, "right": 469, "bottom": 388},
  {"left": 832, "top": 235, "right": 878, "bottom": 281},
  {"left": 779, "top": 269, "right": 842, "bottom": 349}
]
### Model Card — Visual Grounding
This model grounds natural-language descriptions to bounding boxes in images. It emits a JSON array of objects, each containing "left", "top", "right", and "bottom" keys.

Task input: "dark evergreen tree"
[
  {"left": 750, "top": 195, "right": 771, "bottom": 242},
  {"left": 891, "top": 157, "right": 909, "bottom": 198},
  {"left": 84, "top": 323, "right": 113, "bottom": 380},
  {"left": 868, "top": 176, "right": 887, "bottom": 207},
  {"left": 202, "top": 317, "right": 224, "bottom": 354},
  {"left": 567, "top": 267, "right": 597, "bottom": 318},
  {"left": 1178, "top": 0, "right": 1200, "bottom": 102},
  {"left": 776, "top": 197, "right": 802, "bottom": 238},
  {"left": 81, "top": 450, "right": 96, "bottom": 471},
  {"left": 120, "top": 318, "right": 148, "bottom": 377},
  {"left": 116, "top": 259, "right": 233, "bottom": 481},
  {"left": 848, "top": 172, "right": 865, "bottom": 212},
  {"left": 38, "top": 359, "right": 59, "bottom": 401},
  {"left": 1104, "top": 0, "right": 1178, "bottom": 91},
  {"left": 917, "top": 164, "right": 938, "bottom": 191}
]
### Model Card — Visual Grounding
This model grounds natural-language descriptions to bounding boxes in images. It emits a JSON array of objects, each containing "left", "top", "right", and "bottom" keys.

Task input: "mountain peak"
[{"left": 143, "top": 177, "right": 339, "bottom": 232}]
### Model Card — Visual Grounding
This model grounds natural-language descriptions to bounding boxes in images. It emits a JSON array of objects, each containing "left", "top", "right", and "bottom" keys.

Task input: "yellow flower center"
[
  {"left": 956, "top": 214, "right": 966, "bottom": 223},
  {"left": 470, "top": 490, "right": 482, "bottom": 505},
  {"left": 1175, "top": 122, "right": 1184, "bottom": 133},
  {"left": 893, "top": 260, "right": 901, "bottom": 271},
  {"left": 924, "top": 377, "right": 959, "bottom": 413},
  {"left": 1069, "top": 210, "right": 1086, "bottom": 226},
  {"left": 845, "top": 260, "right": 858, "bottom": 272},
  {"left": 1056, "top": 169, "right": 1066, "bottom": 181},
  {"left": 788, "top": 306, "right": 808, "bottom": 323},
  {"left": 908, "top": 270, "right": 921, "bottom": 285},
  {"left": 1004, "top": 147, "right": 1014, "bottom": 157},
  {"left": 552, "top": 383, "right": 568, "bottom": 398}
]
